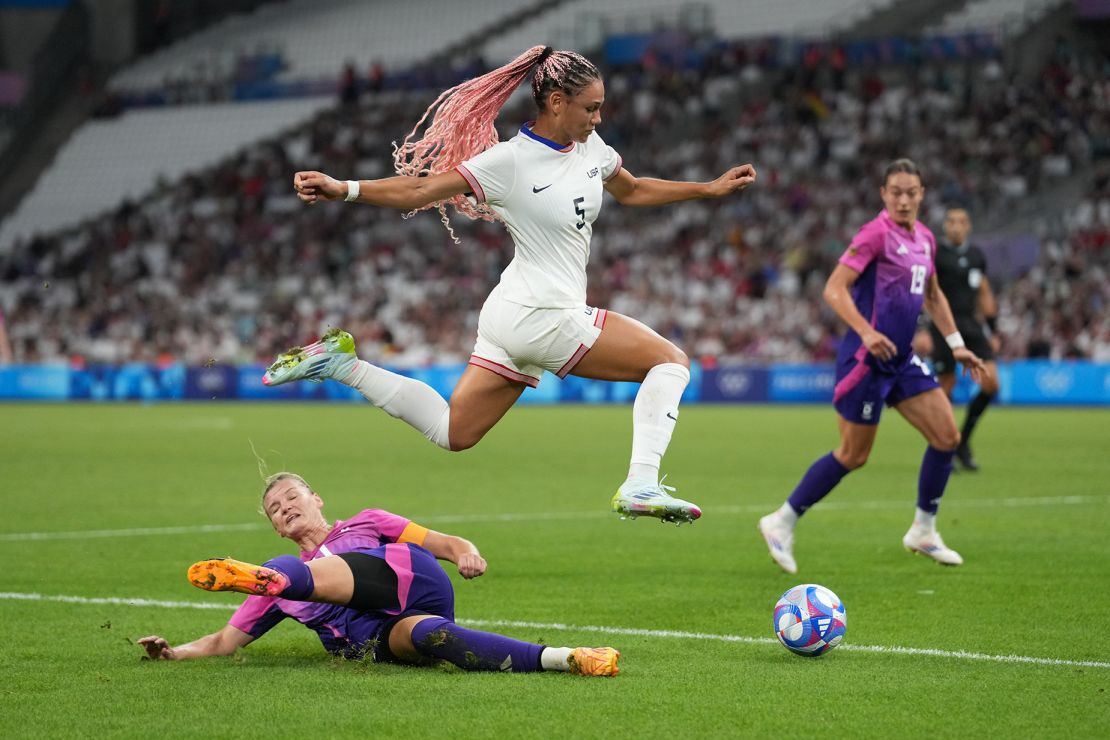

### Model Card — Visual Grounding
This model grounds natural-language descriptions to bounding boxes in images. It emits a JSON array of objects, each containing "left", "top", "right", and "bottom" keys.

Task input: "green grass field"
[{"left": 1, "top": 403, "right": 1107, "bottom": 738}]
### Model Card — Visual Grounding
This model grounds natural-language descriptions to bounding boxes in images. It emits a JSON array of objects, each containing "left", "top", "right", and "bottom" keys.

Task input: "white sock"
[
  {"left": 626, "top": 363, "right": 690, "bottom": 483},
  {"left": 343, "top": 360, "right": 451, "bottom": 450},
  {"left": 777, "top": 502, "right": 799, "bottom": 528},
  {"left": 540, "top": 647, "right": 573, "bottom": 672},
  {"left": 913, "top": 507, "right": 937, "bottom": 531}
]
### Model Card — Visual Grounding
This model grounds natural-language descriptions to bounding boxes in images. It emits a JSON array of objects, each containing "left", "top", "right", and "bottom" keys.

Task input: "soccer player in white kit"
[{"left": 269, "top": 46, "right": 757, "bottom": 523}]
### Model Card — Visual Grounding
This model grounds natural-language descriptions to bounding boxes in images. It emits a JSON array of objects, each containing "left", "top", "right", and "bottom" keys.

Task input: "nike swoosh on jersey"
[{"left": 532, "top": 184, "right": 552, "bottom": 193}]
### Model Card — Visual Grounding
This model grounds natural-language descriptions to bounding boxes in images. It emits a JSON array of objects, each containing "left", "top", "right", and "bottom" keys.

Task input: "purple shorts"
[
  {"left": 382, "top": 543, "right": 456, "bottom": 622},
  {"left": 832, "top": 352, "right": 938, "bottom": 425},
  {"left": 342, "top": 544, "right": 456, "bottom": 660}
]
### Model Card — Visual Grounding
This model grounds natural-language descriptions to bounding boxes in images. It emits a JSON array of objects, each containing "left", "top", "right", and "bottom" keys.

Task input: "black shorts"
[{"left": 929, "top": 320, "right": 994, "bottom": 375}]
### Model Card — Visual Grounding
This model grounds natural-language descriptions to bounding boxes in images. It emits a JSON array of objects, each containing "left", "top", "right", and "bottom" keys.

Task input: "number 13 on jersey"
[{"left": 910, "top": 264, "right": 927, "bottom": 294}]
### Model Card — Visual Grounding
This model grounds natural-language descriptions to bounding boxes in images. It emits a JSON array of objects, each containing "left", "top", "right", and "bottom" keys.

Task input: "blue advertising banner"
[
  {"left": 1, "top": 360, "right": 1108, "bottom": 406},
  {"left": 0, "top": 364, "right": 69, "bottom": 399},
  {"left": 69, "top": 364, "right": 186, "bottom": 401},
  {"left": 1005, "top": 361, "right": 1110, "bottom": 405},
  {"left": 769, "top": 364, "right": 837, "bottom": 403},
  {"left": 700, "top": 366, "right": 770, "bottom": 403},
  {"left": 185, "top": 365, "right": 238, "bottom": 400}
]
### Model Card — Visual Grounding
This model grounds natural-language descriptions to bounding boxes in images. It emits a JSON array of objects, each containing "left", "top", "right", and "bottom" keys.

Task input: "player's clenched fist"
[
  {"left": 293, "top": 171, "right": 345, "bottom": 204},
  {"left": 707, "top": 164, "right": 757, "bottom": 197},
  {"left": 456, "top": 552, "right": 487, "bottom": 579}
]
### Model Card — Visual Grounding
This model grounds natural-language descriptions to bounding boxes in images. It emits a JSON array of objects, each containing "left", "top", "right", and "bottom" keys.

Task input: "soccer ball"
[{"left": 773, "top": 584, "right": 847, "bottom": 657}]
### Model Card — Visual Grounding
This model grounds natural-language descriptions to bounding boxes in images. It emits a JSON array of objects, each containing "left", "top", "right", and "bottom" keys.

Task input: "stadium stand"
[
  {"left": 480, "top": 0, "right": 898, "bottom": 61},
  {"left": 108, "top": 0, "right": 534, "bottom": 94},
  {"left": 1, "top": 33, "right": 1105, "bottom": 367},
  {"left": 0, "top": 0, "right": 548, "bottom": 247},
  {"left": 999, "top": 166, "right": 1110, "bottom": 361},
  {"left": 0, "top": 97, "right": 333, "bottom": 248},
  {"left": 930, "top": 0, "right": 1067, "bottom": 33}
]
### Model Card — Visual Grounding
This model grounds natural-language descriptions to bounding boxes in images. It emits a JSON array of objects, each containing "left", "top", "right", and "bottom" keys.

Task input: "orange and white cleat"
[
  {"left": 568, "top": 647, "right": 621, "bottom": 677},
  {"left": 187, "top": 558, "right": 289, "bottom": 596}
]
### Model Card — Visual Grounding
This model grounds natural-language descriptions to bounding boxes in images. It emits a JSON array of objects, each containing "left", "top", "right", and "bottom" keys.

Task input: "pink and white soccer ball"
[{"left": 773, "top": 584, "right": 847, "bottom": 657}]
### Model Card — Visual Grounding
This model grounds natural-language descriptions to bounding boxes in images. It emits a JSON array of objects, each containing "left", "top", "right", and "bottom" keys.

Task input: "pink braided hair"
[{"left": 393, "top": 45, "right": 600, "bottom": 239}]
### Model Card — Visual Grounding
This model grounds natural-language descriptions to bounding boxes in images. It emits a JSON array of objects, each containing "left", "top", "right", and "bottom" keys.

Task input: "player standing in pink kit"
[{"left": 757, "top": 159, "right": 985, "bottom": 573}]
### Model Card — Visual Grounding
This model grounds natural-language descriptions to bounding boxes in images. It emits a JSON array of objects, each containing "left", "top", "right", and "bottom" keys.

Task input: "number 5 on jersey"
[{"left": 573, "top": 196, "right": 586, "bottom": 230}]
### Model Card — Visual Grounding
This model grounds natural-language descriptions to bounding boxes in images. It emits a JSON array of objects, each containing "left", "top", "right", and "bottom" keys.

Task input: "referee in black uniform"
[{"left": 929, "top": 207, "right": 1000, "bottom": 471}]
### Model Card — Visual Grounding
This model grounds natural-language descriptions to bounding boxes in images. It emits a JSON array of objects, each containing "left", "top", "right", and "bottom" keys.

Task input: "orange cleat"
[
  {"left": 568, "top": 647, "right": 621, "bottom": 677},
  {"left": 187, "top": 558, "right": 288, "bottom": 596}
]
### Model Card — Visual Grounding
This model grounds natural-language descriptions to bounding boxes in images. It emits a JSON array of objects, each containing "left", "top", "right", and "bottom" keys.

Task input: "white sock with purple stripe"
[{"left": 343, "top": 360, "right": 451, "bottom": 450}]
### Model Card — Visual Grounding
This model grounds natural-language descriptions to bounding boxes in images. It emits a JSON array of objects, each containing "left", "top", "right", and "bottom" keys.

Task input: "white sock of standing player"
[
  {"left": 626, "top": 363, "right": 691, "bottom": 486},
  {"left": 341, "top": 360, "right": 452, "bottom": 450}
]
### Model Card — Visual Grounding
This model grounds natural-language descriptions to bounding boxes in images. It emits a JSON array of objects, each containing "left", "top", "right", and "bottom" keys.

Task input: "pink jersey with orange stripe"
[{"left": 228, "top": 509, "right": 430, "bottom": 648}]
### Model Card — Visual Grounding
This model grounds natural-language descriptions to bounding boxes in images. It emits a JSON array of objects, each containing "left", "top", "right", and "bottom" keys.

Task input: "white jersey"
[{"left": 457, "top": 125, "right": 623, "bottom": 308}]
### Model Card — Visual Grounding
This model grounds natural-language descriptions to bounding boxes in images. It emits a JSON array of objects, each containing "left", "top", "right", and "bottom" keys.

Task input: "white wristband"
[
  {"left": 945, "top": 332, "right": 965, "bottom": 350},
  {"left": 344, "top": 180, "right": 360, "bottom": 202}
]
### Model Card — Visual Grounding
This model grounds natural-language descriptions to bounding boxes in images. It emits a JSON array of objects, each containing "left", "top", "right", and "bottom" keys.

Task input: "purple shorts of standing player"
[{"left": 833, "top": 351, "right": 938, "bottom": 425}]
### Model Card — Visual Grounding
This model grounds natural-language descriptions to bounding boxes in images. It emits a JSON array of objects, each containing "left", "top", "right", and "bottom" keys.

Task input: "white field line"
[
  {"left": 1, "top": 591, "right": 1107, "bottom": 670},
  {"left": 0, "top": 591, "right": 233, "bottom": 611},
  {"left": 0, "top": 523, "right": 268, "bottom": 542},
  {"left": 2, "top": 494, "right": 1107, "bottom": 542}
]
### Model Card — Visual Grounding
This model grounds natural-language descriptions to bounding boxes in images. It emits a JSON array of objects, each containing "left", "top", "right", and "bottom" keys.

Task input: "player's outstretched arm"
[
  {"left": 604, "top": 164, "right": 756, "bottom": 206},
  {"left": 137, "top": 624, "right": 253, "bottom": 661},
  {"left": 293, "top": 170, "right": 471, "bottom": 210},
  {"left": 421, "top": 530, "right": 487, "bottom": 579}
]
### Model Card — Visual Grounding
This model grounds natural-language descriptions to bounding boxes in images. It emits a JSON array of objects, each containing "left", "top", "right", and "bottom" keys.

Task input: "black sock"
[{"left": 961, "top": 391, "right": 994, "bottom": 446}]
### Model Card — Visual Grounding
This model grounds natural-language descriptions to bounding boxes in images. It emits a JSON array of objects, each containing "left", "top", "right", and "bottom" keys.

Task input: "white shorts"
[{"left": 470, "top": 285, "right": 608, "bottom": 387}]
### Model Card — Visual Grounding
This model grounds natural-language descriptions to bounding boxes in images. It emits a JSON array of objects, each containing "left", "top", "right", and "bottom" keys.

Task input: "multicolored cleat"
[
  {"left": 611, "top": 477, "right": 701, "bottom": 525},
  {"left": 262, "top": 328, "right": 358, "bottom": 386},
  {"left": 187, "top": 558, "right": 289, "bottom": 596},
  {"left": 568, "top": 647, "right": 620, "bottom": 677}
]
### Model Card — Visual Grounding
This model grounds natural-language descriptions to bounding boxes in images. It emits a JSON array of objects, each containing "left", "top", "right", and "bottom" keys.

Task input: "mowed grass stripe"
[
  {"left": 5, "top": 591, "right": 1109, "bottom": 671},
  {"left": 3, "top": 405, "right": 1107, "bottom": 738},
  {"left": 3, "top": 494, "right": 1106, "bottom": 541}
]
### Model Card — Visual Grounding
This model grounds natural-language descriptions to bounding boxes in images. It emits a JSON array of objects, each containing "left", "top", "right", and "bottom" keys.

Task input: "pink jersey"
[
  {"left": 297, "top": 508, "right": 424, "bottom": 560},
  {"left": 228, "top": 509, "right": 430, "bottom": 648},
  {"left": 837, "top": 210, "right": 937, "bottom": 365}
]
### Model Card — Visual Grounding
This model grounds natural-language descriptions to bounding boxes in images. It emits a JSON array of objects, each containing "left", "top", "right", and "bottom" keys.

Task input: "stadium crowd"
[
  {"left": 997, "top": 160, "right": 1110, "bottom": 361},
  {"left": 1, "top": 38, "right": 1107, "bottom": 367}
]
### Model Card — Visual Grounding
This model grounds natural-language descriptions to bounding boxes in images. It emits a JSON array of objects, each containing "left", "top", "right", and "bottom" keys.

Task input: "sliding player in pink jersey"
[
  {"left": 757, "top": 160, "right": 985, "bottom": 573},
  {"left": 137, "top": 472, "right": 618, "bottom": 676},
  {"left": 262, "top": 46, "right": 757, "bottom": 525}
]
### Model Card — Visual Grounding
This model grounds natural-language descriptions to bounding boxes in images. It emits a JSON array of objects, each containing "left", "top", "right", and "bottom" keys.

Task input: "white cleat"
[
  {"left": 611, "top": 477, "right": 701, "bottom": 525},
  {"left": 262, "top": 328, "right": 358, "bottom": 387},
  {"left": 758, "top": 513, "right": 798, "bottom": 574},
  {"left": 902, "top": 526, "right": 964, "bottom": 566}
]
